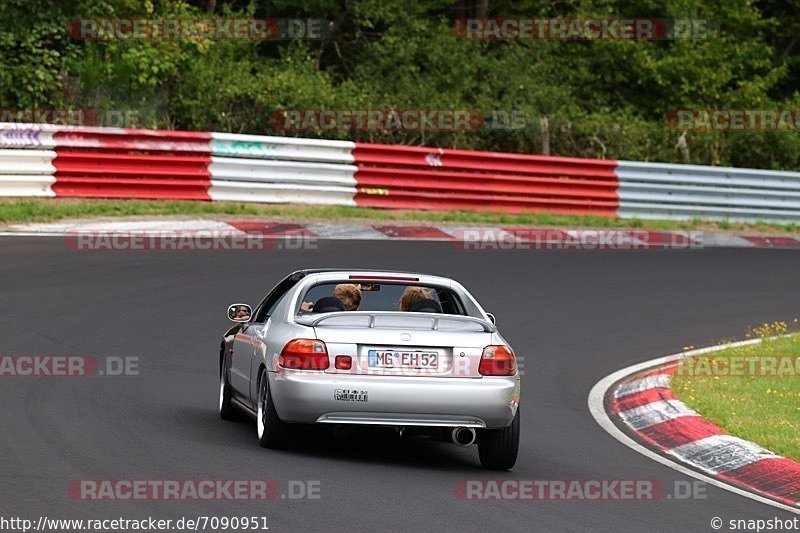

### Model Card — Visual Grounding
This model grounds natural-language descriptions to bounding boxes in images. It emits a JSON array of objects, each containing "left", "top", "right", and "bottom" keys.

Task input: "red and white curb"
[
  {"left": 2, "top": 219, "right": 800, "bottom": 249},
  {"left": 589, "top": 339, "right": 800, "bottom": 514}
]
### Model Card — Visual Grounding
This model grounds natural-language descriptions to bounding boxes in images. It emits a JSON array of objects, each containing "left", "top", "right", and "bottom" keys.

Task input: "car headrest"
[
  {"left": 312, "top": 296, "right": 345, "bottom": 313},
  {"left": 409, "top": 298, "right": 443, "bottom": 313}
]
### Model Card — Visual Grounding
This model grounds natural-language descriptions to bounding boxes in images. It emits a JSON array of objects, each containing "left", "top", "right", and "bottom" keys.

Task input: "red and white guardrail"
[{"left": 2, "top": 122, "right": 800, "bottom": 223}]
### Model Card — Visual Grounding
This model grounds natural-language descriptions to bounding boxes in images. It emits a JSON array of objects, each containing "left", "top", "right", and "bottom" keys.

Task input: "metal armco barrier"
[
  {"left": 54, "top": 127, "right": 213, "bottom": 153},
  {"left": 0, "top": 149, "right": 56, "bottom": 197},
  {"left": 208, "top": 133, "right": 357, "bottom": 205},
  {"left": 208, "top": 158, "right": 357, "bottom": 205},
  {"left": 352, "top": 143, "right": 619, "bottom": 216},
  {"left": 616, "top": 161, "right": 800, "bottom": 223},
  {"left": 1, "top": 122, "right": 799, "bottom": 223},
  {"left": 0, "top": 124, "right": 58, "bottom": 197},
  {"left": 53, "top": 151, "right": 212, "bottom": 200},
  {"left": 52, "top": 127, "right": 213, "bottom": 200},
  {"left": 211, "top": 132, "right": 355, "bottom": 163}
]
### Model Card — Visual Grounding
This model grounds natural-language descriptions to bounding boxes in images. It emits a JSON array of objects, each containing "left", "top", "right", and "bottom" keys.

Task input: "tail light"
[
  {"left": 279, "top": 339, "right": 329, "bottom": 370},
  {"left": 479, "top": 345, "right": 517, "bottom": 376}
]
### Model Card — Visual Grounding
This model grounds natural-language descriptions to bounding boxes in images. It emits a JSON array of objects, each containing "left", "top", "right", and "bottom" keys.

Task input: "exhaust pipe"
[{"left": 451, "top": 427, "right": 477, "bottom": 447}]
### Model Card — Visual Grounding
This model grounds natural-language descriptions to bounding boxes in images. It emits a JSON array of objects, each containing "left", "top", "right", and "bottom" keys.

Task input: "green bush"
[{"left": 0, "top": 0, "right": 797, "bottom": 169}]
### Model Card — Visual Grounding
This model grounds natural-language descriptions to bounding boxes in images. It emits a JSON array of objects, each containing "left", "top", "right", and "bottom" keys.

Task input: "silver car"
[{"left": 219, "top": 269, "right": 521, "bottom": 469}]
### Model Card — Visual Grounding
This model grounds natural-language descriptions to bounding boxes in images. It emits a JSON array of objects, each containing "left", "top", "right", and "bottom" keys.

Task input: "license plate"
[{"left": 367, "top": 350, "right": 438, "bottom": 369}]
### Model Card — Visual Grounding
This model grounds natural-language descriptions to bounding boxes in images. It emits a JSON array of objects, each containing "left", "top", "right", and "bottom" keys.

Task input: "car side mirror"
[
  {"left": 486, "top": 312, "right": 496, "bottom": 325},
  {"left": 228, "top": 303, "right": 252, "bottom": 323}
]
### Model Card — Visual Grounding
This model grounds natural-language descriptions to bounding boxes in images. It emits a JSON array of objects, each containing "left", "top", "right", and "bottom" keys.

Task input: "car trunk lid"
[{"left": 296, "top": 312, "right": 493, "bottom": 378}]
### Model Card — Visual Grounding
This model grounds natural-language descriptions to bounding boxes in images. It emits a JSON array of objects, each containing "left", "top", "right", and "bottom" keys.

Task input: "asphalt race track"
[{"left": 1, "top": 237, "right": 798, "bottom": 531}]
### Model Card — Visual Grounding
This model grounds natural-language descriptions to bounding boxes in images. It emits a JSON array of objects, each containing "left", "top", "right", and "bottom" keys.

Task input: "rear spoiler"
[{"left": 295, "top": 311, "right": 496, "bottom": 333}]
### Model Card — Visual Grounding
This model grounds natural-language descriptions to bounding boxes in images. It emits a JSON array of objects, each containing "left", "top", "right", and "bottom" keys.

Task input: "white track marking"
[
  {"left": 618, "top": 400, "right": 698, "bottom": 430},
  {"left": 614, "top": 374, "right": 671, "bottom": 397},
  {"left": 668, "top": 435, "right": 778, "bottom": 475},
  {"left": 5, "top": 220, "right": 240, "bottom": 233}
]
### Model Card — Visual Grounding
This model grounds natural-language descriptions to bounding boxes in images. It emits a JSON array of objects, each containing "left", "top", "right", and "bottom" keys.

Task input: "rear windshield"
[{"left": 297, "top": 282, "right": 466, "bottom": 315}]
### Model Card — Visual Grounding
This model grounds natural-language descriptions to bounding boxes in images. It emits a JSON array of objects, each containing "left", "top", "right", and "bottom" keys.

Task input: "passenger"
[
  {"left": 234, "top": 305, "right": 250, "bottom": 320},
  {"left": 399, "top": 286, "right": 433, "bottom": 311},
  {"left": 334, "top": 283, "right": 361, "bottom": 311}
]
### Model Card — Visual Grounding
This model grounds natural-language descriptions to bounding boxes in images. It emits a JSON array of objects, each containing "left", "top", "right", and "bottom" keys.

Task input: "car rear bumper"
[{"left": 268, "top": 370, "right": 520, "bottom": 429}]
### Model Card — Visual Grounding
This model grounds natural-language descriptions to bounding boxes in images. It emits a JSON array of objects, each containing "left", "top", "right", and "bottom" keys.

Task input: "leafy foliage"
[{"left": 0, "top": 0, "right": 797, "bottom": 168}]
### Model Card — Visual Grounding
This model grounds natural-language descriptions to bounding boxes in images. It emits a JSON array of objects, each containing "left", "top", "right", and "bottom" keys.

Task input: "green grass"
[
  {"left": 672, "top": 323, "right": 800, "bottom": 461},
  {"left": 0, "top": 198, "right": 799, "bottom": 234}
]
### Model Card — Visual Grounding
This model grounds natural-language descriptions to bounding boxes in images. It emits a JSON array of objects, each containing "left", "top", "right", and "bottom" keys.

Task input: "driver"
[{"left": 300, "top": 283, "right": 362, "bottom": 312}]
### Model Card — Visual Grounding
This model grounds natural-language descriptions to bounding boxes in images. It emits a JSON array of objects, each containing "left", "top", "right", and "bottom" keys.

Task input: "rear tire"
[
  {"left": 219, "top": 353, "right": 237, "bottom": 421},
  {"left": 478, "top": 408, "right": 520, "bottom": 470},
  {"left": 256, "top": 369, "right": 292, "bottom": 449}
]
